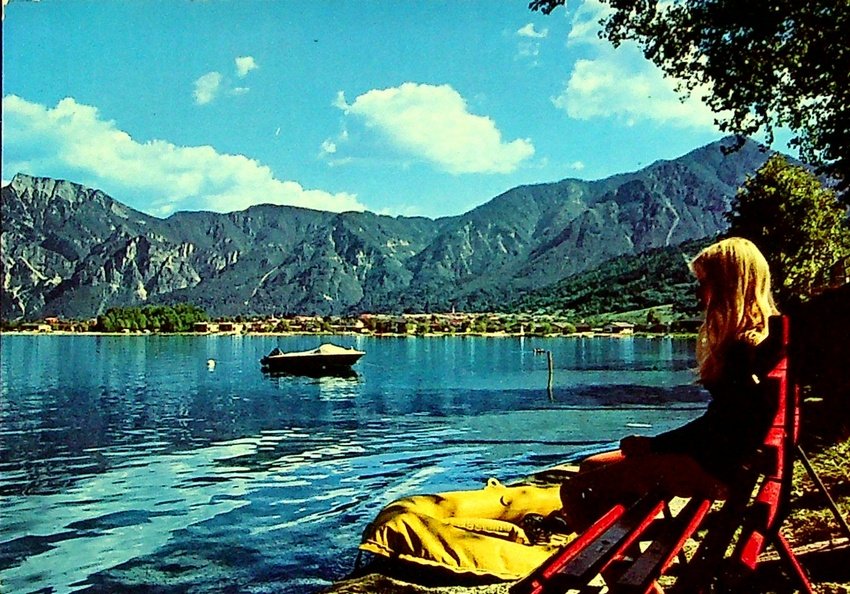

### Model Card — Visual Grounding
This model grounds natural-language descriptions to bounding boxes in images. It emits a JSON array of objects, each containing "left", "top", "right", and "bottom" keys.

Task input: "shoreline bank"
[{"left": 0, "top": 330, "right": 698, "bottom": 339}]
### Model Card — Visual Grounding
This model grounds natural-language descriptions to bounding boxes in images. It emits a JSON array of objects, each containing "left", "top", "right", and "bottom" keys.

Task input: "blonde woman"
[{"left": 560, "top": 237, "right": 780, "bottom": 531}]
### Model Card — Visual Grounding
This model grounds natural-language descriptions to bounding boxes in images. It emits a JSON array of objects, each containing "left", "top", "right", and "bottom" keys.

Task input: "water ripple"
[{"left": 0, "top": 334, "right": 702, "bottom": 593}]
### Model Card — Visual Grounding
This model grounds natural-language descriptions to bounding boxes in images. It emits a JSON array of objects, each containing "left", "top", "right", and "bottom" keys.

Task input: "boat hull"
[
  {"left": 260, "top": 344, "right": 364, "bottom": 376},
  {"left": 260, "top": 353, "right": 363, "bottom": 372}
]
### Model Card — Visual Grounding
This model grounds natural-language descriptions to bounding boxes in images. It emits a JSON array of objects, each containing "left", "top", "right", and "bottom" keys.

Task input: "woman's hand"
[{"left": 620, "top": 435, "right": 652, "bottom": 457}]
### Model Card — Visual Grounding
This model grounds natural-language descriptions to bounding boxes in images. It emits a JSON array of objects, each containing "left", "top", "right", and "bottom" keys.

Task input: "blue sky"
[{"left": 1, "top": 0, "right": 785, "bottom": 219}]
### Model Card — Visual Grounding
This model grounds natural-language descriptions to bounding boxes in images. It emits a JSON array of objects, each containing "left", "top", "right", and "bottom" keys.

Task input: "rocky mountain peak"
[{"left": 1, "top": 139, "right": 773, "bottom": 319}]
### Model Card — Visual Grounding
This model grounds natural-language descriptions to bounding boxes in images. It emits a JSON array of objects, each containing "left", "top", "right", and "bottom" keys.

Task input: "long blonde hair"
[{"left": 691, "top": 237, "right": 779, "bottom": 383}]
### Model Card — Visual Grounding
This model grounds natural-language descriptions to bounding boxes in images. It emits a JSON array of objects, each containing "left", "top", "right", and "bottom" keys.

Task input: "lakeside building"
[
  {"left": 603, "top": 321, "right": 635, "bottom": 335},
  {"left": 193, "top": 322, "right": 220, "bottom": 333},
  {"left": 671, "top": 317, "right": 704, "bottom": 333},
  {"left": 19, "top": 322, "right": 52, "bottom": 333}
]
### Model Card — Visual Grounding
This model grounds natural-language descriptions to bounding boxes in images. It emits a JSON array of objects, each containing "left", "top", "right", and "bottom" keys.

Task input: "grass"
[
  {"left": 583, "top": 304, "right": 677, "bottom": 326},
  {"left": 786, "top": 439, "right": 850, "bottom": 547},
  {"left": 780, "top": 439, "right": 850, "bottom": 593}
]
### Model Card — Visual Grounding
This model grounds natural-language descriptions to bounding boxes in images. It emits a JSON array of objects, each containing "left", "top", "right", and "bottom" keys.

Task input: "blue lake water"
[{"left": 0, "top": 334, "right": 707, "bottom": 593}]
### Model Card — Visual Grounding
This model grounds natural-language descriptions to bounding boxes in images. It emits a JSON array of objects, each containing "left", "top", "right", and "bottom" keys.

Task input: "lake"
[{"left": 0, "top": 334, "right": 708, "bottom": 593}]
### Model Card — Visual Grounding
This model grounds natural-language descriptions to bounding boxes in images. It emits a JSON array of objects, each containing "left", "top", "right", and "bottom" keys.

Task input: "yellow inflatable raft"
[{"left": 359, "top": 478, "right": 572, "bottom": 580}]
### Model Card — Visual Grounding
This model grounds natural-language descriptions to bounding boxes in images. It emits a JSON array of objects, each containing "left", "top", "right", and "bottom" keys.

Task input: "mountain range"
[{"left": 0, "top": 137, "right": 772, "bottom": 320}]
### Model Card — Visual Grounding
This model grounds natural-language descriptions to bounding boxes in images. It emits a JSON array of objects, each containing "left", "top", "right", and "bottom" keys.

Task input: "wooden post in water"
[{"left": 534, "top": 348, "right": 555, "bottom": 400}]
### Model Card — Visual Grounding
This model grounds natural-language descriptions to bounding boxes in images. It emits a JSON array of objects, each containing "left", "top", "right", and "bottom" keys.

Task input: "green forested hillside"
[{"left": 510, "top": 237, "right": 715, "bottom": 317}]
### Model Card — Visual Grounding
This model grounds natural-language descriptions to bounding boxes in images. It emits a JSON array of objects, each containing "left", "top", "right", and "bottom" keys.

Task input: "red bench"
[{"left": 511, "top": 315, "right": 816, "bottom": 594}]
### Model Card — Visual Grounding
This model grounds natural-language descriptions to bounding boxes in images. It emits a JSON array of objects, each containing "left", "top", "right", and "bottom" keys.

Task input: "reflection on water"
[
  {"left": 263, "top": 369, "right": 362, "bottom": 402},
  {"left": 262, "top": 367, "right": 360, "bottom": 380},
  {"left": 0, "top": 334, "right": 703, "bottom": 593}
]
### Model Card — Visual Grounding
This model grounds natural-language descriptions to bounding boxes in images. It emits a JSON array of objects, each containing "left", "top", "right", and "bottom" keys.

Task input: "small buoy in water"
[{"left": 207, "top": 359, "right": 216, "bottom": 370}]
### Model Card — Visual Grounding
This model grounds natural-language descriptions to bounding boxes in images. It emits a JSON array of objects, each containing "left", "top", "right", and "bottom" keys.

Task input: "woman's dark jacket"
[{"left": 649, "top": 338, "right": 780, "bottom": 483}]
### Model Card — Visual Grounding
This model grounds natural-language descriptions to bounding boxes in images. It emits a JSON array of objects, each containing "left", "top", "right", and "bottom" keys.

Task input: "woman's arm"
[{"left": 647, "top": 408, "right": 719, "bottom": 456}]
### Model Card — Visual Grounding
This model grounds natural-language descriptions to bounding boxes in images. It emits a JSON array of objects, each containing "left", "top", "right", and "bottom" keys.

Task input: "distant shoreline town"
[{"left": 2, "top": 312, "right": 702, "bottom": 338}]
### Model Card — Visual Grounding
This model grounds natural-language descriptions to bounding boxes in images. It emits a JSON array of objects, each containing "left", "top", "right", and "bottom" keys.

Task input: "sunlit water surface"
[{"left": 0, "top": 334, "right": 706, "bottom": 593}]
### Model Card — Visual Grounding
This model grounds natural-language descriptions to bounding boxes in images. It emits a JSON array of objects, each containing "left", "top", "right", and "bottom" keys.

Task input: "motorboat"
[{"left": 260, "top": 343, "right": 365, "bottom": 375}]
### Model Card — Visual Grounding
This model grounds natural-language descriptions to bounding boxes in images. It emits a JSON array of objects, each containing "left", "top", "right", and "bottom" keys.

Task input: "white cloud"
[
  {"left": 568, "top": 160, "right": 585, "bottom": 171},
  {"left": 517, "top": 23, "right": 548, "bottom": 39},
  {"left": 193, "top": 72, "right": 223, "bottom": 105},
  {"left": 516, "top": 23, "right": 548, "bottom": 63},
  {"left": 320, "top": 139, "right": 337, "bottom": 155},
  {"left": 567, "top": 0, "right": 612, "bottom": 47},
  {"left": 553, "top": 48, "right": 720, "bottom": 129},
  {"left": 333, "top": 91, "right": 350, "bottom": 111},
  {"left": 235, "top": 56, "right": 258, "bottom": 78},
  {"left": 555, "top": 1, "right": 722, "bottom": 130},
  {"left": 517, "top": 41, "right": 541, "bottom": 60},
  {"left": 339, "top": 83, "right": 534, "bottom": 174},
  {"left": 2, "top": 95, "right": 366, "bottom": 215},
  {"left": 319, "top": 129, "right": 351, "bottom": 165},
  {"left": 194, "top": 57, "right": 257, "bottom": 104}
]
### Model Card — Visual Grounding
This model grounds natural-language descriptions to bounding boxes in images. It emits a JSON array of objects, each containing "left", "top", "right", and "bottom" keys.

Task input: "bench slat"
[
  {"left": 615, "top": 497, "right": 711, "bottom": 594},
  {"left": 511, "top": 503, "right": 628, "bottom": 594},
  {"left": 547, "top": 496, "right": 666, "bottom": 591}
]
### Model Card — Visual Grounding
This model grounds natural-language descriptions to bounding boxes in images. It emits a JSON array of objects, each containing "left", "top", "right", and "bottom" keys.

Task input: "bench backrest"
[{"left": 733, "top": 314, "right": 798, "bottom": 569}]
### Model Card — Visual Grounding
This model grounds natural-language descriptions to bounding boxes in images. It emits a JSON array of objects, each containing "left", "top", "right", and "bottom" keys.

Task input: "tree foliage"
[
  {"left": 530, "top": 0, "right": 850, "bottom": 197},
  {"left": 510, "top": 238, "right": 713, "bottom": 317},
  {"left": 95, "top": 303, "right": 209, "bottom": 332},
  {"left": 726, "top": 155, "right": 850, "bottom": 305}
]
